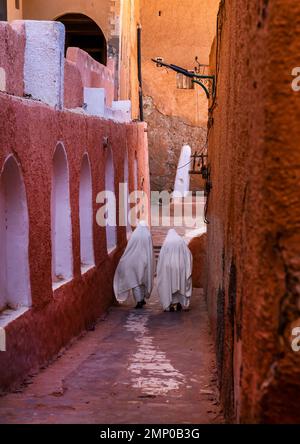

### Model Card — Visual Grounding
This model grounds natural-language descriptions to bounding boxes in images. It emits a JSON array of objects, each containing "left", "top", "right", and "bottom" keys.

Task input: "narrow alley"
[
  {"left": 1, "top": 0, "right": 300, "bottom": 427},
  {"left": 0, "top": 226, "right": 222, "bottom": 424}
]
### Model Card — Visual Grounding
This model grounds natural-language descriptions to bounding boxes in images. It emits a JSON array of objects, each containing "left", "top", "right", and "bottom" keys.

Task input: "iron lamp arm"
[{"left": 151, "top": 59, "right": 215, "bottom": 99}]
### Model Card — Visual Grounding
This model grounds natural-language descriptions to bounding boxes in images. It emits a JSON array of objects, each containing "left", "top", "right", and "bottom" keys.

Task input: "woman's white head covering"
[
  {"left": 157, "top": 229, "right": 193, "bottom": 310},
  {"left": 113, "top": 221, "right": 154, "bottom": 302}
]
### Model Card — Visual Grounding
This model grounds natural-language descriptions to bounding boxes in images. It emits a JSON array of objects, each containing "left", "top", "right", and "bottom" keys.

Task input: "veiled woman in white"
[
  {"left": 157, "top": 229, "right": 193, "bottom": 312},
  {"left": 113, "top": 221, "right": 155, "bottom": 309}
]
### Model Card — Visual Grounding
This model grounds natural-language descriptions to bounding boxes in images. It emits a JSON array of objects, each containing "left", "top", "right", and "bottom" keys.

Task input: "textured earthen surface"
[
  {"left": 0, "top": 21, "right": 25, "bottom": 96},
  {"left": 206, "top": 0, "right": 300, "bottom": 423},
  {"left": 64, "top": 60, "right": 84, "bottom": 109},
  {"left": 67, "top": 48, "right": 115, "bottom": 107},
  {"left": 189, "top": 234, "right": 207, "bottom": 289},
  {"left": 0, "top": 92, "right": 149, "bottom": 393}
]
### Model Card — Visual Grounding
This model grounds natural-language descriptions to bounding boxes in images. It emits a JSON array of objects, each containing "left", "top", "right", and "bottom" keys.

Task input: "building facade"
[
  {"left": 140, "top": 0, "right": 219, "bottom": 191},
  {"left": 0, "top": 4, "right": 149, "bottom": 392}
]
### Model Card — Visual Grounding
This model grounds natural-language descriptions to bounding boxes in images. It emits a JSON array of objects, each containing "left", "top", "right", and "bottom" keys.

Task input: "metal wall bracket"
[
  {"left": 151, "top": 58, "right": 215, "bottom": 99},
  {"left": 189, "top": 152, "right": 212, "bottom": 224}
]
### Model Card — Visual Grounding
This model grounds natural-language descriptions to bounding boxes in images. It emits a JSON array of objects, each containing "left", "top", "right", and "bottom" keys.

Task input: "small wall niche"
[
  {"left": 79, "top": 153, "right": 95, "bottom": 272},
  {"left": 51, "top": 143, "right": 73, "bottom": 287}
]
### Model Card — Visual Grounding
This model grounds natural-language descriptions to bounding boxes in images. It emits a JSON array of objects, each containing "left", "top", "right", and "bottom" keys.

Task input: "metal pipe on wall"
[{"left": 137, "top": 23, "right": 144, "bottom": 121}]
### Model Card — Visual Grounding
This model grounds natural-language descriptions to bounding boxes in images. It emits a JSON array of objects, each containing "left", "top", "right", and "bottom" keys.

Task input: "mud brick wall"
[{"left": 206, "top": 0, "right": 300, "bottom": 423}]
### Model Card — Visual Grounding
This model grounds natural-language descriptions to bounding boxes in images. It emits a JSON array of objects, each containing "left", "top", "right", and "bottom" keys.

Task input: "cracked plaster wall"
[{"left": 140, "top": 0, "right": 220, "bottom": 192}]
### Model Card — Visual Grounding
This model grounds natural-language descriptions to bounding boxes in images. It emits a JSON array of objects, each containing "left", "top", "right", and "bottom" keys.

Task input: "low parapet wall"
[
  {"left": 0, "top": 21, "right": 25, "bottom": 96},
  {"left": 0, "top": 20, "right": 121, "bottom": 115},
  {"left": 67, "top": 47, "right": 115, "bottom": 108}
]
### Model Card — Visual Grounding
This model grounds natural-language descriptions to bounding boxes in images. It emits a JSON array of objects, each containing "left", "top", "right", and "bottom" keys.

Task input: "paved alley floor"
[{"left": 0, "top": 285, "right": 223, "bottom": 424}]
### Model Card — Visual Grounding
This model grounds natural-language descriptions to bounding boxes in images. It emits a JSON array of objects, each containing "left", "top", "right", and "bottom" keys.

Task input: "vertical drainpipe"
[
  {"left": 117, "top": 0, "right": 124, "bottom": 101},
  {"left": 137, "top": 23, "right": 144, "bottom": 121}
]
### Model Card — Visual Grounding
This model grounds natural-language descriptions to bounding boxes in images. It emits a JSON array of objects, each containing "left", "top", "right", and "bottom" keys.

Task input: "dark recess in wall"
[{"left": 0, "top": 0, "right": 7, "bottom": 21}]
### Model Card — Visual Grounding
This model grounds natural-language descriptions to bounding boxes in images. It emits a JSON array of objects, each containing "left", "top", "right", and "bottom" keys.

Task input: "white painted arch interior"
[
  {"left": 124, "top": 149, "right": 132, "bottom": 238},
  {"left": 51, "top": 143, "right": 73, "bottom": 287},
  {"left": 79, "top": 153, "right": 95, "bottom": 272},
  {"left": 105, "top": 147, "right": 117, "bottom": 253},
  {"left": 0, "top": 155, "right": 31, "bottom": 312}
]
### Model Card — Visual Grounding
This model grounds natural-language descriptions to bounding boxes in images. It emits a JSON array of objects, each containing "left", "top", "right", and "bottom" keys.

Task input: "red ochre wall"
[
  {"left": 0, "top": 19, "right": 150, "bottom": 392},
  {"left": 0, "top": 21, "right": 25, "bottom": 96},
  {"left": 0, "top": 92, "right": 149, "bottom": 394},
  {"left": 206, "top": 0, "right": 300, "bottom": 423}
]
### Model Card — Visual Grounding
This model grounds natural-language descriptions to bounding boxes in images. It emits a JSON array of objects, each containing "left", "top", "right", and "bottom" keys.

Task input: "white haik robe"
[
  {"left": 157, "top": 229, "right": 193, "bottom": 310},
  {"left": 113, "top": 222, "right": 154, "bottom": 303}
]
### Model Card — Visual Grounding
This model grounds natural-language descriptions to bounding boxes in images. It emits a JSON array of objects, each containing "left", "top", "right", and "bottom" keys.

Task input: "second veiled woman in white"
[{"left": 157, "top": 229, "right": 193, "bottom": 312}]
